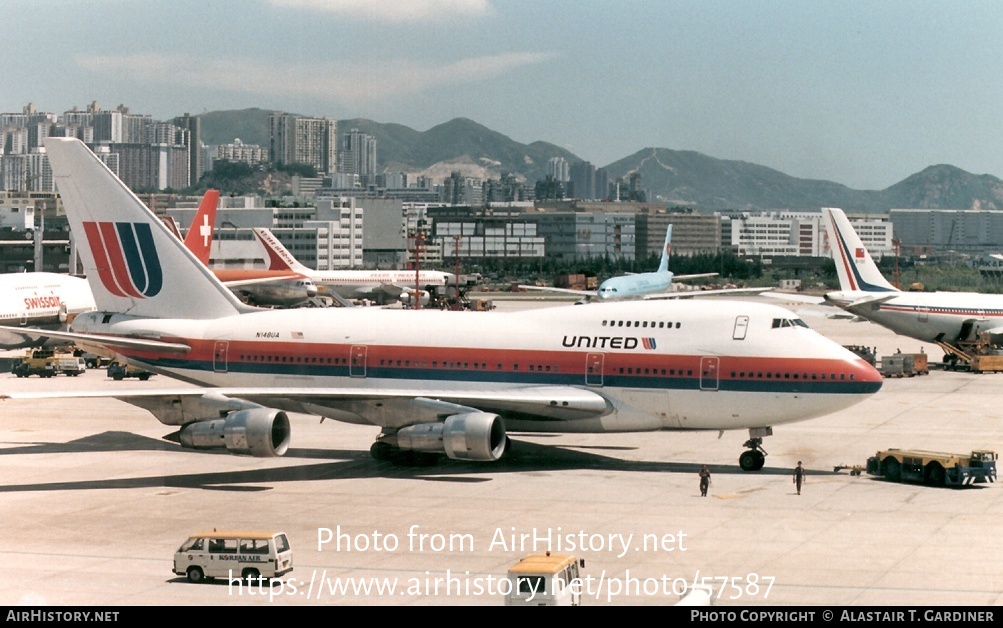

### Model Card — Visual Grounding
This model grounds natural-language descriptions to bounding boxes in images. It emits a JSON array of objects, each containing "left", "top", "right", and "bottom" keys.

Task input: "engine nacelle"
[
  {"left": 398, "top": 289, "right": 430, "bottom": 306},
  {"left": 178, "top": 408, "right": 291, "bottom": 457},
  {"left": 396, "top": 412, "right": 507, "bottom": 461}
]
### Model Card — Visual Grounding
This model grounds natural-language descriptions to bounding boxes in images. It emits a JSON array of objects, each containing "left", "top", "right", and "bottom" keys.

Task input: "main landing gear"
[
  {"left": 370, "top": 440, "right": 441, "bottom": 467},
  {"left": 738, "top": 427, "right": 772, "bottom": 471}
]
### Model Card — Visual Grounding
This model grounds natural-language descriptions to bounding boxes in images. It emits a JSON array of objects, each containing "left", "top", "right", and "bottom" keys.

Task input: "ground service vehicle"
[
  {"left": 107, "top": 362, "right": 153, "bottom": 381},
  {"left": 11, "top": 350, "right": 57, "bottom": 378},
  {"left": 54, "top": 356, "right": 86, "bottom": 376},
  {"left": 867, "top": 449, "right": 997, "bottom": 487},
  {"left": 505, "top": 553, "right": 583, "bottom": 606},
  {"left": 174, "top": 530, "right": 292, "bottom": 583}
]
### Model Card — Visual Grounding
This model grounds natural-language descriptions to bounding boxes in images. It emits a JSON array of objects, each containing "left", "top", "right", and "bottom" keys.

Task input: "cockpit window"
[{"left": 772, "top": 318, "right": 809, "bottom": 329}]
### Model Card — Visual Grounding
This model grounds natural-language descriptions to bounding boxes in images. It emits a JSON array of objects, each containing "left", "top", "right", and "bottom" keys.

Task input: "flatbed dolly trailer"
[{"left": 867, "top": 449, "right": 997, "bottom": 487}]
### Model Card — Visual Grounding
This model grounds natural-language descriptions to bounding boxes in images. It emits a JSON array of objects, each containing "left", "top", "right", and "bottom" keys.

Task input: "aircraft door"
[
  {"left": 350, "top": 345, "right": 367, "bottom": 378},
  {"left": 733, "top": 316, "right": 749, "bottom": 340},
  {"left": 917, "top": 306, "right": 929, "bottom": 323},
  {"left": 586, "top": 353, "right": 604, "bottom": 387},
  {"left": 213, "top": 341, "right": 229, "bottom": 373},
  {"left": 700, "top": 357, "right": 719, "bottom": 391}
]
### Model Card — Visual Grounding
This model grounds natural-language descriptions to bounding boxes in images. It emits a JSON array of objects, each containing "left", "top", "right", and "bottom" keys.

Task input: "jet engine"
[
  {"left": 395, "top": 412, "right": 507, "bottom": 461},
  {"left": 178, "top": 408, "right": 291, "bottom": 457},
  {"left": 398, "top": 289, "right": 431, "bottom": 307}
]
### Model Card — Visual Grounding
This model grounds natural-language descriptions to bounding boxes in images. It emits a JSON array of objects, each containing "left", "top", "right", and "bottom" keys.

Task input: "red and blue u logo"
[{"left": 83, "top": 222, "right": 163, "bottom": 298}]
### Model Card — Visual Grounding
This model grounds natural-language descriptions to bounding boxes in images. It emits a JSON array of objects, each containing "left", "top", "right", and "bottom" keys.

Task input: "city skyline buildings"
[{"left": 4, "top": 2, "right": 1002, "bottom": 192}]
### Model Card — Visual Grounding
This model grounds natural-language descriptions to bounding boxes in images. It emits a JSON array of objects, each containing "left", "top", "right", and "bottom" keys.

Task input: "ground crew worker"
[
  {"left": 793, "top": 461, "right": 806, "bottom": 495},
  {"left": 699, "top": 465, "right": 711, "bottom": 497}
]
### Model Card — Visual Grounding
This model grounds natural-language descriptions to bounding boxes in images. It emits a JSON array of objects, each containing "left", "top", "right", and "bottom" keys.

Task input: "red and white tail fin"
[
  {"left": 823, "top": 208, "right": 897, "bottom": 293},
  {"left": 159, "top": 216, "right": 183, "bottom": 240},
  {"left": 43, "top": 138, "right": 246, "bottom": 319},
  {"left": 252, "top": 228, "right": 312, "bottom": 274},
  {"left": 183, "top": 189, "right": 220, "bottom": 265}
]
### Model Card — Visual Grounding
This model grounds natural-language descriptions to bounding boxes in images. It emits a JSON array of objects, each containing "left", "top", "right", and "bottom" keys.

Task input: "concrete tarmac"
[{"left": 0, "top": 298, "right": 1001, "bottom": 606}]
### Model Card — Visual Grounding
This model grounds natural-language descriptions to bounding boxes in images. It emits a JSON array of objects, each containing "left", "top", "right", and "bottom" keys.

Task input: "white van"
[
  {"left": 505, "top": 553, "right": 583, "bottom": 606},
  {"left": 55, "top": 357, "right": 86, "bottom": 376},
  {"left": 173, "top": 530, "right": 292, "bottom": 583}
]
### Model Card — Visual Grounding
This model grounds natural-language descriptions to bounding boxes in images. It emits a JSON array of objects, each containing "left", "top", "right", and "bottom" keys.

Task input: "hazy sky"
[{"left": 4, "top": 0, "right": 1002, "bottom": 190}]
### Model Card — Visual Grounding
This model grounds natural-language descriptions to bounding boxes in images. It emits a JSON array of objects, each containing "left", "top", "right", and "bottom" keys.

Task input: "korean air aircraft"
[{"left": 522, "top": 225, "right": 764, "bottom": 302}]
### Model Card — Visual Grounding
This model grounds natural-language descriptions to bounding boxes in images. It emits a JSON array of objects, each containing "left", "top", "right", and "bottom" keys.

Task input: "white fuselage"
[
  {"left": 312, "top": 270, "right": 454, "bottom": 302},
  {"left": 0, "top": 272, "right": 96, "bottom": 348},
  {"left": 71, "top": 299, "right": 881, "bottom": 433},
  {"left": 596, "top": 271, "right": 672, "bottom": 301},
  {"left": 826, "top": 289, "right": 1003, "bottom": 344}
]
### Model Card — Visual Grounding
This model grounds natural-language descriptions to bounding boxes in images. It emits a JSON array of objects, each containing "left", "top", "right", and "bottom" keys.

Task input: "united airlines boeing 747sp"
[
  {"left": 824, "top": 207, "right": 1003, "bottom": 349},
  {"left": 1, "top": 139, "right": 882, "bottom": 471}
]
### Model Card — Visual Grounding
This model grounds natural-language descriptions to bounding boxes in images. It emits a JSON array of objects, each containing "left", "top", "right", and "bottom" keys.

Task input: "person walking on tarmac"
[
  {"left": 793, "top": 461, "right": 806, "bottom": 495},
  {"left": 699, "top": 465, "right": 711, "bottom": 497}
]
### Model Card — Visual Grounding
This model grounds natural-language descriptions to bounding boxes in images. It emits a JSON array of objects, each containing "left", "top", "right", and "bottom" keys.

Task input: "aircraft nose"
[{"left": 853, "top": 357, "right": 883, "bottom": 392}]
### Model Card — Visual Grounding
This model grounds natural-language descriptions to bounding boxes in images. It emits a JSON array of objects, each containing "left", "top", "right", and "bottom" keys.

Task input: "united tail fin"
[
  {"left": 44, "top": 138, "right": 248, "bottom": 319},
  {"left": 657, "top": 224, "right": 673, "bottom": 274},
  {"left": 823, "top": 207, "right": 897, "bottom": 293},
  {"left": 183, "top": 189, "right": 220, "bottom": 265},
  {"left": 252, "top": 228, "right": 313, "bottom": 274}
]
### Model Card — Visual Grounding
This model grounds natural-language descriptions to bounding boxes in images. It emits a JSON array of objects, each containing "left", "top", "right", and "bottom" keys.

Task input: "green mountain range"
[{"left": 198, "top": 109, "right": 1003, "bottom": 212}]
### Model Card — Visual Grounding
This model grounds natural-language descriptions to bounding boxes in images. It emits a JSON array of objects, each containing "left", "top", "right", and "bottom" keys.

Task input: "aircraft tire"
[
  {"left": 370, "top": 441, "right": 397, "bottom": 461},
  {"left": 739, "top": 450, "right": 764, "bottom": 472},
  {"left": 882, "top": 458, "right": 901, "bottom": 482}
]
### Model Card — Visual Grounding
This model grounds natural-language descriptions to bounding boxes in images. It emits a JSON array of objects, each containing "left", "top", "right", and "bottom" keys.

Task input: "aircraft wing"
[
  {"left": 0, "top": 326, "right": 191, "bottom": 354},
  {"left": 1, "top": 385, "right": 612, "bottom": 425},
  {"left": 518, "top": 285, "right": 596, "bottom": 297},
  {"left": 218, "top": 274, "right": 303, "bottom": 288},
  {"left": 761, "top": 291, "right": 826, "bottom": 305},
  {"left": 640, "top": 287, "right": 771, "bottom": 300},
  {"left": 673, "top": 273, "right": 718, "bottom": 281}
]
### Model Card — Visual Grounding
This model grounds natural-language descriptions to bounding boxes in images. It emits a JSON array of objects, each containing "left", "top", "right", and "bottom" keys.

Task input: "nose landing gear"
[{"left": 739, "top": 427, "right": 772, "bottom": 471}]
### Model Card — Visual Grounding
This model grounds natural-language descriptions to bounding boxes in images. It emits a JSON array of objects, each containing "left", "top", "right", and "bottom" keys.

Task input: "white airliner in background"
[
  {"left": 0, "top": 138, "right": 882, "bottom": 472},
  {"left": 521, "top": 225, "right": 765, "bottom": 302},
  {"left": 0, "top": 271, "right": 96, "bottom": 349},
  {"left": 182, "top": 190, "right": 317, "bottom": 308},
  {"left": 252, "top": 227, "right": 455, "bottom": 306},
  {"left": 823, "top": 207, "right": 1003, "bottom": 348}
]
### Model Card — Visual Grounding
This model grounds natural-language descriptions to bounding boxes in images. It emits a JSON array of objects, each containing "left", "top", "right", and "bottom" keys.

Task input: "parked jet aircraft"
[
  {"left": 1, "top": 138, "right": 882, "bottom": 471},
  {"left": 823, "top": 207, "right": 1003, "bottom": 348},
  {"left": 183, "top": 190, "right": 317, "bottom": 307},
  {"left": 252, "top": 227, "right": 453, "bottom": 306},
  {"left": 0, "top": 272, "right": 96, "bottom": 349},
  {"left": 521, "top": 225, "right": 764, "bottom": 302}
]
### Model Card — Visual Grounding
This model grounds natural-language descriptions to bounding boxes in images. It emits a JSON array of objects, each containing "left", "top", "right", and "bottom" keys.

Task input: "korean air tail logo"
[{"left": 83, "top": 221, "right": 163, "bottom": 298}]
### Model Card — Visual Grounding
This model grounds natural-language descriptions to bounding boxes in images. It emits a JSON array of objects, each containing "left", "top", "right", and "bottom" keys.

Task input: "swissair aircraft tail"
[
  {"left": 183, "top": 189, "right": 221, "bottom": 265},
  {"left": 824, "top": 207, "right": 897, "bottom": 293},
  {"left": 44, "top": 139, "right": 247, "bottom": 320}
]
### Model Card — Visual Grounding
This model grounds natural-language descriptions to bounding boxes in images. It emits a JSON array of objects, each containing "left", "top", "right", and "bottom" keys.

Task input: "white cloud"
[
  {"left": 76, "top": 51, "right": 555, "bottom": 106},
  {"left": 266, "top": 0, "right": 494, "bottom": 22}
]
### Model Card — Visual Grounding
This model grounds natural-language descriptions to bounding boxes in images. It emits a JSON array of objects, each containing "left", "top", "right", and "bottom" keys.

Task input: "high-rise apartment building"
[
  {"left": 339, "top": 128, "right": 377, "bottom": 177},
  {"left": 269, "top": 113, "right": 338, "bottom": 173}
]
